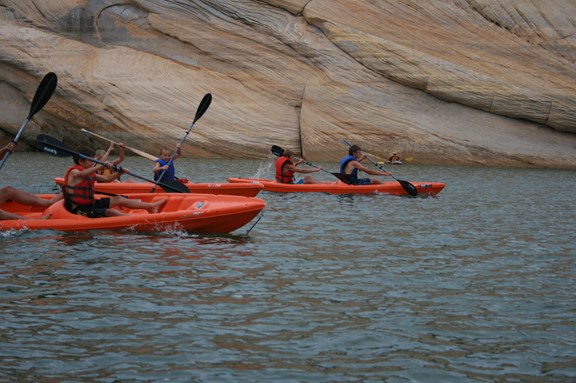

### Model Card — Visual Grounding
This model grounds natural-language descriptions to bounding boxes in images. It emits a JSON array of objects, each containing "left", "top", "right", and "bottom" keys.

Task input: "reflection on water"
[{"left": 1, "top": 154, "right": 575, "bottom": 382}]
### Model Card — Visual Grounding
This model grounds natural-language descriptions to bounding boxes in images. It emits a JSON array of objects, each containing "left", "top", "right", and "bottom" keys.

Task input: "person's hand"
[
  {"left": 5, "top": 142, "right": 16, "bottom": 152},
  {"left": 104, "top": 161, "right": 114, "bottom": 169}
]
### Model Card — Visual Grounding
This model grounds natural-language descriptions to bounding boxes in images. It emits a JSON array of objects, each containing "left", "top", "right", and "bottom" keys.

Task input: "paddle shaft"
[
  {"left": 81, "top": 129, "right": 157, "bottom": 161},
  {"left": 153, "top": 93, "right": 212, "bottom": 190},
  {"left": 0, "top": 72, "right": 58, "bottom": 171}
]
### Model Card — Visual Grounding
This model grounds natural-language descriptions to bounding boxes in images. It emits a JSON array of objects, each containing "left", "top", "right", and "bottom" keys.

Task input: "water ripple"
[{"left": 1, "top": 157, "right": 575, "bottom": 382}]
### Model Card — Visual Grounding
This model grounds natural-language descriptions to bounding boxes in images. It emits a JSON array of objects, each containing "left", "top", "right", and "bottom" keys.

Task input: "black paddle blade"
[
  {"left": 35, "top": 134, "right": 72, "bottom": 157},
  {"left": 271, "top": 145, "right": 284, "bottom": 157},
  {"left": 398, "top": 179, "right": 418, "bottom": 196},
  {"left": 159, "top": 180, "right": 190, "bottom": 193},
  {"left": 36, "top": 134, "right": 75, "bottom": 157},
  {"left": 193, "top": 93, "right": 212, "bottom": 123},
  {"left": 29, "top": 72, "right": 58, "bottom": 119}
]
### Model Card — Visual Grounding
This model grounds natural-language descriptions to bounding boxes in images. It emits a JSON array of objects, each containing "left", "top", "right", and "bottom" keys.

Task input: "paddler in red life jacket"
[
  {"left": 63, "top": 146, "right": 167, "bottom": 218},
  {"left": 94, "top": 142, "right": 125, "bottom": 181},
  {"left": 340, "top": 144, "right": 391, "bottom": 185},
  {"left": 275, "top": 149, "right": 322, "bottom": 184}
]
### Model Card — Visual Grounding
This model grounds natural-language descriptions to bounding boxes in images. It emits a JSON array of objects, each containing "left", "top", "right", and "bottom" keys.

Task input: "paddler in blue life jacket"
[
  {"left": 340, "top": 144, "right": 391, "bottom": 185},
  {"left": 153, "top": 145, "right": 181, "bottom": 182},
  {"left": 275, "top": 149, "right": 322, "bottom": 184}
]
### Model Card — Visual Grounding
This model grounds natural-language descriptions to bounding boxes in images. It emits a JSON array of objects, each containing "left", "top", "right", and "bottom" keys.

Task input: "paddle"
[
  {"left": 0, "top": 72, "right": 58, "bottom": 171},
  {"left": 80, "top": 128, "right": 158, "bottom": 161},
  {"left": 35, "top": 134, "right": 72, "bottom": 157},
  {"left": 341, "top": 139, "right": 418, "bottom": 196},
  {"left": 271, "top": 145, "right": 354, "bottom": 185},
  {"left": 153, "top": 93, "right": 212, "bottom": 191},
  {"left": 36, "top": 135, "right": 190, "bottom": 193}
]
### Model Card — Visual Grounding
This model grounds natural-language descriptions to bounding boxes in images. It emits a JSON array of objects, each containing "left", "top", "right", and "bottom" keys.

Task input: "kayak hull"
[
  {"left": 53, "top": 178, "right": 263, "bottom": 197},
  {"left": 0, "top": 193, "right": 266, "bottom": 233},
  {"left": 228, "top": 178, "right": 445, "bottom": 196}
]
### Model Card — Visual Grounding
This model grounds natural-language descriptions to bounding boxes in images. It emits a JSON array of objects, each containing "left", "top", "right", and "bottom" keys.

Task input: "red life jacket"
[
  {"left": 275, "top": 156, "right": 295, "bottom": 183},
  {"left": 63, "top": 165, "right": 95, "bottom": 206}
]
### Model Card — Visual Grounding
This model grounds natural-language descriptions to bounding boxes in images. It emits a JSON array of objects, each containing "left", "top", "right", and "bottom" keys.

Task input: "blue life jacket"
[
  {"left": 339, "top": 155, "right": 359, "bottom": 182},
  {"left": 154, "top": 158, "right": 175, "bottom": 182}
]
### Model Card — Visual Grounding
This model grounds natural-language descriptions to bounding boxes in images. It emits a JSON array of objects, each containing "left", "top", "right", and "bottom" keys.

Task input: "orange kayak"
[
  {"left": 0, "top": 193, "right": 266, "bottom": 233},
  {"left": 53, "top": 178, "right": 263, "bottom": 197},
  {"left": 228, "top": 178, "right": 445, "bottom": 196}
]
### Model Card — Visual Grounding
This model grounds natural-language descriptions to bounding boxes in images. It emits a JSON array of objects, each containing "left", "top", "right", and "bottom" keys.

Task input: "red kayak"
[
  {"left": 53, "top": 178, "right": 263, "bottom": 197},
  {"left": 228, "top": 178, "right": 445, "bottom": 196},
  {"left": 0, "top": 193, "right": 265, "bottom": 233}
]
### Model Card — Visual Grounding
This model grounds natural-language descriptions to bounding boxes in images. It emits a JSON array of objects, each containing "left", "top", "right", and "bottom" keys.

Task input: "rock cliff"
[{"left": 1, "top": 0, "right": 575, "bottom": 168}]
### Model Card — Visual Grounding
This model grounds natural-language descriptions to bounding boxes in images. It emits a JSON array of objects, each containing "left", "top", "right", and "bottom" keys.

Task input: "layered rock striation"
[{"left": 1, "top": 0, "right": 575, "bottom": 168}]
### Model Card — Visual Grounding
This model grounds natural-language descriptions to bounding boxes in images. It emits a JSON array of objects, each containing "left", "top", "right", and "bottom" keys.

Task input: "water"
[{"left": 1, "top": 153, "right": 575, "bottom": 382}]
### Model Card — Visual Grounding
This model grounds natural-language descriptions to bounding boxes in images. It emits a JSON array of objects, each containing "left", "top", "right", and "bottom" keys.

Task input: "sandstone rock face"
[{"left": 0, "top": 0, "right": 575, "bottom": 168}]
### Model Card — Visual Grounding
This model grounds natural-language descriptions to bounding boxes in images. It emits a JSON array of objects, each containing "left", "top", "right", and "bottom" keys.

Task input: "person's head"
[
  {"left": 282, "top": 149, "right": 293, "bottom": 158},
  {"left": 74, "top": 146, "right": 94, "bottom": 166},
  {"left": 159, "top": 147, "right": 173, "bottom": 161},
  {"left": 94, "top": 149, "right": 106, "bottom": 160},
  {"left": 349, "top": 145, "right": 362, "bottom": 156},
  {"left": 393, "top": 151, "right": 397, "bottom": 155}
]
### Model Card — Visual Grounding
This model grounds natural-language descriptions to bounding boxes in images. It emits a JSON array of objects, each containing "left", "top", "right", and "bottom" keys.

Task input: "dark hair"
[
  {"left": 349, "top": 145, "right": 361, "bottom": 156},
  {"left": 73, "top": 146, "right": 94, "bottom": 165}
]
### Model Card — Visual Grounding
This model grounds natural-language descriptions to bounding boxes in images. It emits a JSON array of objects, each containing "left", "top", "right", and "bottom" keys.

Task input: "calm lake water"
[{"left": 1, "top": 153, "right": 575, "bottom": 382}]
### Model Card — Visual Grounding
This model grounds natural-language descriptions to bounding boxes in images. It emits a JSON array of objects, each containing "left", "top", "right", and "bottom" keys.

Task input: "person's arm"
[
  {"left": 76, "top": 164, "right": 107, "bottom": 178},
  {"left": 112, "top": 143, "right": 125, "bottom": 166},
  {"left": 153, "top": 160, "right": 167, "bottom": 174},
  {"left": 0, "top": 142, "right": 15, "bottom": 159},
  {"left": 174, "top": 145, "right": 182, "bottom": 160},
  {"left": 284, "top": 162, "right": 321, "bottom": 174},
  {"left": 352, "top": 162, "right": 391, "bottom": 176},
  {"left": 293, "top": 167, "right": 320, "bottom": 174},
  {"left": 100, "top": 143, "right": 114, "bottom": 162},
  {"left": 68, "top": 165, "right": 105, "bottom": 185},
  {"left": 95, "top": 169, "right": 123, "bottom": 183}
]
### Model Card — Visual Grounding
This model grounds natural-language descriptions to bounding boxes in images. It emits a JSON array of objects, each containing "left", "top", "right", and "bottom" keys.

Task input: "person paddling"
[
  {"left": 153, "top": 145, "right": 181, "bottom": 183},
  {"left": 340, "top": 145, "right": 391, "bottom": 185},
  {"left": 388, "top": 151, "right": 401, "bottom": 163},
  {"left": 63, "top": 146, "right": 167, "bottom": 217},
  {"left": 275, "top": 149, "right": 322, "bottom": 184},
  {"left": 94, "top": 142, "right": 125, "bottom": 179}
]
